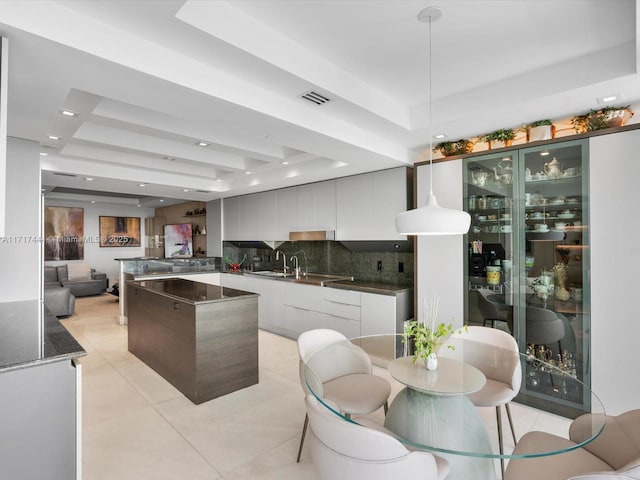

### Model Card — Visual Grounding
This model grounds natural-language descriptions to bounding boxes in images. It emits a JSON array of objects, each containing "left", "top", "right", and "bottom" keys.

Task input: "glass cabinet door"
[{"left": 463, "top": 139, "right": 591, "bottom": 417}]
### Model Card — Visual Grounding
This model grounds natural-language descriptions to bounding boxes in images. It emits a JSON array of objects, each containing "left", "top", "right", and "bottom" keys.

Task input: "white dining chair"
[
  {"left": 296, "top": 328, "right": 391, "bottom": 462},
  {"left": 440, "top": 325, "right": 521, "bottom": 478},
  {"left": 305, "top": 394, "right": 450, "bottom": 480}
]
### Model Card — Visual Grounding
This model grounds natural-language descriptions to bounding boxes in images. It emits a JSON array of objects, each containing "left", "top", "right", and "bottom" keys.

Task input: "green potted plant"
[
  {"left": 402, "top": 296, "right": 466, "bottom": 370},
  {"left": 526, "top": 119, "right": 555, "bottom": 142},
  {"left": 434, "top": 139, "right": 474, "bottom": 157},
  {"left": 483, "top": 128, "right": 517, "bottom": 150},
  {"left": 571, "top": 105, "right": 634, "bottom": 133}
]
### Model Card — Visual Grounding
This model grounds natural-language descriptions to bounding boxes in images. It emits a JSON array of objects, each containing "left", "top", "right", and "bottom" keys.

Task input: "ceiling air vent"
[
  {"left": 52, "top": 172, "right": 78, "bottom": 178},
  {"left": 195, "top": 190, "right": 211, "bottom": 193},
  {"left": 300, "top": 91, "right": 331, "bottom": 106}
]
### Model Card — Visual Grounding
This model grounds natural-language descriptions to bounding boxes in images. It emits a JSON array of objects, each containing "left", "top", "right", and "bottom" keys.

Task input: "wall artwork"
[
  {"left": 44, "top": 206, "right": 85, "bottom": 261},
  {"left": 99, "top": 216, "right": 141, "bottom": 247}
]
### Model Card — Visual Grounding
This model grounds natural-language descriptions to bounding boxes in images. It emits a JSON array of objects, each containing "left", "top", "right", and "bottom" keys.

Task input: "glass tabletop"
[{"left": 303, "top": 334, "right": 605, "bottom": 462}]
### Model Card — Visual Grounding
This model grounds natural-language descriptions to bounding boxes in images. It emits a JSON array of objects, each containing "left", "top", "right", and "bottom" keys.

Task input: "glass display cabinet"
[{"left": 463, "top": 139, "right": 591, "bottom": 417}]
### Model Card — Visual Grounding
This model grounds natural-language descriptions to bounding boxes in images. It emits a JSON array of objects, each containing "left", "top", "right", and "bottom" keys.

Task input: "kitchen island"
[{"left": 127, "top": 278, "right": 258, "bottom": 404}]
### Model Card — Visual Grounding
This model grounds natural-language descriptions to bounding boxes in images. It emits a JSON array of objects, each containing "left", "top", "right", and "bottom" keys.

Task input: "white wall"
[
  {"left": 589, "top": 129, "right": 640, "bottom": 415},
  {"left": 416, "top": 159, "right": 466, "bottom": 328},
  {"left": 0, "top": 137, "right": 40, "bottom": 302},
  {"left": 44, "top": 201, "right": 155, "bottom": 289}
]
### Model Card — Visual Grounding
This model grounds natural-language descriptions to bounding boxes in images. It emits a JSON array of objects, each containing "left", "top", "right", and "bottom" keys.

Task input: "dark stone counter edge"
[
  {"left": 0, "top": 312, "right": 86, "bottom": 374},
  {"left": 225, "top": 272, "right": 412, "bottom": 296},
  {"left": 326, "top": 282, "right": 413, "bottom": 296},
  {"left": 129, "top": 280, "right": 259, "bottom": 305},
  {"left": 126, "top": 269, "right": 221, "bottom": 277}
]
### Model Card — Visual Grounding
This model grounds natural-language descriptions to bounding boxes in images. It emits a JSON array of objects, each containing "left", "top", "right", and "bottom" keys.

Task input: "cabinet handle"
[
  {"left": 284, "top": 304, "right": 311, "bottom": 312},
  {"left": 325, "top": 300, "right": 358, "bottom": 307}
]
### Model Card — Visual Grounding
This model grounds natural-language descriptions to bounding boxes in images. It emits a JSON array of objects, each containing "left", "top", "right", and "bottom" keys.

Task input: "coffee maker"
[{"left": 468, "top": 243, "right": 505, "bottom": 277}]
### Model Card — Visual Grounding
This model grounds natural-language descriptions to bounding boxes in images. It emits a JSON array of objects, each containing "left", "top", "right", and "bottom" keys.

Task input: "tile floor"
[{"left": 62, "top": 295, "right": 570, "bottom": 479}]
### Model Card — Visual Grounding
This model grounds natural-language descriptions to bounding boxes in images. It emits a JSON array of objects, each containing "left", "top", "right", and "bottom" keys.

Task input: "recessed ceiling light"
[
  {"left": 90, "top": 200, "right": 96, "bottom": 204},
  {"left": 245, "top": 171, "right": 251, "bottom": 175},
  {"left": 60, "top": 109, "right": 78, "bottom": 117},
  {"left": 136, "top": 204, "right": 141, "bottom": 208},
  {"left": 434, "top": 134, "right": 447, "bottom": 139},
  {"left": 84, "top": 177, "right": 95, "bottom": 181},
  {"left": 163, "top": 156, "right": 175, "bottom": 161},
  {"left": 47, "top": 135, "right": 61, "bottom": 141},
  {"left": 197, "top": 141, "right": 209, "bottom": 147},
  {"left": 183, "top": 189, "right": 190, "bottom": 192},
  {"left": 159, "top": 199, "right": 164, "bottom": 202},
  {"left": 138, "top": 183, "right": 147, "bottom": 187},
  {"left": 281, "top": 161, "right": 289, "bottom": 165},
  {"left": 597, "top": 94, "right": 620, "bottom": 104},
  {"left": 39, "top": 152, "right": 48, "bottom": 156},
  {"left": 216, "top": 179, "right": 222, "bottom": 182}
]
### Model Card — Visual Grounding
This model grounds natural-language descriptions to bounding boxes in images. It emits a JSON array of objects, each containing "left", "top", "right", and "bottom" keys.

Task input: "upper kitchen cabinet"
[
  {"left": 336, "top": 167, "right": 412, "bottom": 241},
  {"left": 223, "top": 190, "right": 278, "bottom": 240},
  {"left": 276, "top": 180, "right": 337, "bottom": 238}
]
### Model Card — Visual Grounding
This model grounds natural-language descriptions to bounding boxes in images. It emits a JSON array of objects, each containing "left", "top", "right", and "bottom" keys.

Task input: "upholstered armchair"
[
  {"left": 505, "top": 409, "right": 640, "bottom": 480},
  {"left": 305, "top": 395, "right": 450, "bottom": 480},
  {"left": 296, "top": 329, "right": 391, "bottom": 462}
]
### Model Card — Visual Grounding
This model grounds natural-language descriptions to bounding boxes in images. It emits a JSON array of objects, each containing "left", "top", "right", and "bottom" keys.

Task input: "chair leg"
[
  {"left": 296, "top": 413, "right": 308, "bottom": 463},
  {"left": 496, "top": 406, "right": 505, "bottom": 479},
  {"left": 505, "top": 402, "right": 517, "bottom": 445},
  {"left": 383, "top": 400, "right": 388, "bottom": 416}
]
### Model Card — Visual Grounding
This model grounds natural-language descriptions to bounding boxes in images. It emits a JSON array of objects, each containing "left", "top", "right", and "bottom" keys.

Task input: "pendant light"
[{"left": 395, "top": 6, "right": 471, "bottom": 236}]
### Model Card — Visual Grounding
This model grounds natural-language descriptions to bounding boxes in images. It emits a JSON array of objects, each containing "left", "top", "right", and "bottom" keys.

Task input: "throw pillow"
[{"left": 67, "top": 263, "right": 92, "bottom": 281}]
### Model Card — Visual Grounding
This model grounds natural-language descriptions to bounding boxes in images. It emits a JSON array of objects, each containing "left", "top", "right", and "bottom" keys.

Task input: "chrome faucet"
[
  {"left": 292, "top": 250, "right": 308, "bottom": 278},
  {"left": 275, "top": 250, "right": 288, "bottom": 274},
  {"left": 290, "top": 255, "right": 300, "bottom": 278}
]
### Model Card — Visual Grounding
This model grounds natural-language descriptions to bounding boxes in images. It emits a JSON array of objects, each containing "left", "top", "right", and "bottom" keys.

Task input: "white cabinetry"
[
  {"left": 283, "top": 284, "right": 361, "bottom": 339},
  {"left": 276, "top": 180, "right": 336, "bottom": 238},
  {"left": 220, "top": 273, "right": 284, "bottom": 332},
  {"left": 222, "top": 196, "right": 241, "bottom": 240},
  {"left": 360, "top": 290, "right": 413, "bottom": 337},
  {"left": 220, "top": 274, "right": 409, "bottom": 340},
  {"left": 336, "top": 167, "right": 410, "bottom": 240},
  {"left": 223, "top": 191, "right": 278, "bottom": 240}
]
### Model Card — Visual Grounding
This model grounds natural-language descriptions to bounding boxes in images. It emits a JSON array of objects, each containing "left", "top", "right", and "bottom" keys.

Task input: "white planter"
[
  {"left": 528, "top": 125, "right": 553, "bottom": 142},
  {"left": 424, "top": 352, "right": 438, "bottom": 371}
]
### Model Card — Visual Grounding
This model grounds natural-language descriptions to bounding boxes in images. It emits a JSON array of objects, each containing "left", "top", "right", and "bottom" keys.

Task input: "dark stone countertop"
[
  {"left": 129, "top": 278, "right": 259, "bottom": 305},
  {"left": 0, "top": 300, "right": 86, "bottom": 373},
  {"left": 327, "top": 279, "right": 413, "bottom": 296}
]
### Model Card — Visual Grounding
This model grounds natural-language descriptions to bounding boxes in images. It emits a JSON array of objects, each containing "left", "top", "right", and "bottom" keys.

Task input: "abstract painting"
[
  {"left": 44, "top": 206, "right": 84, "bottom": 260},
  {"left": 99, "top": 216, "right": 141, "bottom": 247}
]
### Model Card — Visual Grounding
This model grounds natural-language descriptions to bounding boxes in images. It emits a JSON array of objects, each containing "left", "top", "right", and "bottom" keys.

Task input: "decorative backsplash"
[{"left": 222, "top": 240, "right": 414, "bottom": 287}]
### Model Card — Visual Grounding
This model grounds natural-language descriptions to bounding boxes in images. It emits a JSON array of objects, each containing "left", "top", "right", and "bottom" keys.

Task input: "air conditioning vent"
[
  {"left": 195, "top": 190, "right": 211, "bottom": 193},
  {"left": 52, "top": 172, "right": 77, "bottom": 177},
  {"left": 300, "top": 91, "right": 331, "bottom": 105}
]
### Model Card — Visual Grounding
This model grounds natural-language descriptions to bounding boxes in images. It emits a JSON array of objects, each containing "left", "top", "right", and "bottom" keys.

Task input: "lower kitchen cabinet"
[
  {"left": 220, "top": 273, "right": 410, "bottom": 340},
  {"left": 361, "top": 291, "right": 406, "bottom": 337},
  {"left": 220, "top": 273, "right": 284, "bottom": 333}
]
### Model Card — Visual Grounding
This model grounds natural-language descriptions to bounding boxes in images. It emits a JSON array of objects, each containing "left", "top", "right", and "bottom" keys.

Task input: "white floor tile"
[{"left": 65, "top": 294, "right": 573, "bottom": 480}]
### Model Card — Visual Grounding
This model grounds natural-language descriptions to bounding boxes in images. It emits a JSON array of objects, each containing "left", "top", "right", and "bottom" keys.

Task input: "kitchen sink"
[
  {"left": 249, "top": 270, "right": 294, "bottom": 278},
  {"left": 246, "top": 270, "right": 353, "bottom": 286}
]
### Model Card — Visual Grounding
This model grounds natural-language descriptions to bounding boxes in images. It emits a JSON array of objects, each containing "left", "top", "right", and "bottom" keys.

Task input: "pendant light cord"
[{"left": 428, "top": 13, "right": 434, "bottom": 197}]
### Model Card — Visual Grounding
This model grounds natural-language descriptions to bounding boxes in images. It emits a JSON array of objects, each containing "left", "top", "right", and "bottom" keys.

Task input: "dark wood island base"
[{"left": 127, "top": 278, "right": 259, "bottom": 404}]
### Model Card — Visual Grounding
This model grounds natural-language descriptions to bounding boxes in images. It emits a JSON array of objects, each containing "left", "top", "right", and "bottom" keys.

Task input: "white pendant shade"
[
  {"left": 396, "top": 193, "right": 471, "bottom": 235},
  {"left": 395, "top": 6, "right": 470, "bottom": 236}
]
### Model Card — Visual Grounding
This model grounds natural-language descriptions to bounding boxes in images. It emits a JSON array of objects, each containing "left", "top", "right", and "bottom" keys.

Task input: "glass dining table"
[{"left": 303, "top": 334, "right": 605, "bottom": 480}]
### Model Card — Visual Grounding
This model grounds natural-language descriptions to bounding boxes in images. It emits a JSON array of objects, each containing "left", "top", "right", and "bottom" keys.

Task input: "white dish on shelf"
[{"left": 558, "top": 213, "right": 575, "bottom": 219}]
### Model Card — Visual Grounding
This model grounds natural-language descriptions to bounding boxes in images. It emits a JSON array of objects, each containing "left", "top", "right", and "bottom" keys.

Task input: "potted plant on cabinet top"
[
  {"left": 402, "top": 297, "right": 466, "bottom": 370},
  {"left": 483, "top": 128, "right": 517, "bottom": 150},
  {"left": 571, "top": 105, "right": 634, "bottom": 133},
  {"left": 526, "top": 119, "right": 555, "bottom": 142},
  {"left": 434, "top": 139, "right": 475, "bottom": 157}
]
